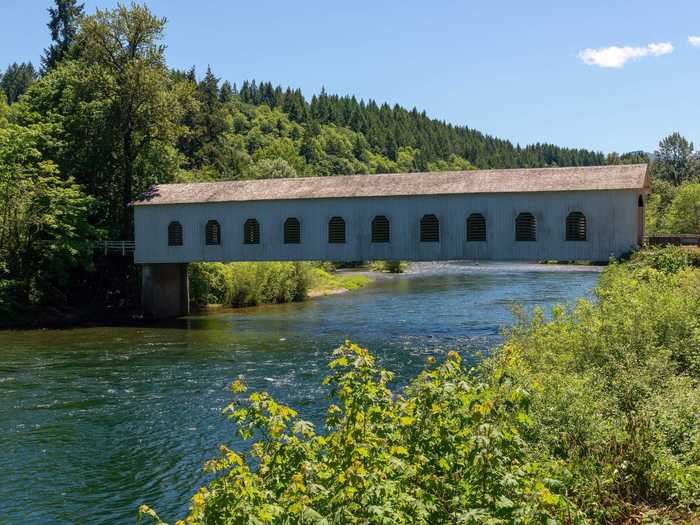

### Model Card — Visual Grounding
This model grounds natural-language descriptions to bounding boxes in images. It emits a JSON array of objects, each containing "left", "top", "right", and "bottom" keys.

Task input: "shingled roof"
[{"left": 133, "top": 164, "right": 649, "bottom": 206}]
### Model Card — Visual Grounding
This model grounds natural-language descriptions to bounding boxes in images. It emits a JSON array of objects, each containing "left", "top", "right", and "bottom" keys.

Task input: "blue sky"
[{"left": 2, "top": 0, "right": 699, "bottom": 154}]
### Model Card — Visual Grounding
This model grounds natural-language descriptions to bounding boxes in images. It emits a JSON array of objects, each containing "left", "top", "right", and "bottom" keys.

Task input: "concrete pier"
[{"left": 141, "top": 263, "right": 190, "bottom": 320}]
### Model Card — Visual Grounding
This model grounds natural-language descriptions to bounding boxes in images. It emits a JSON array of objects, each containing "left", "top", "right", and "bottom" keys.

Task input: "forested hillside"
[{"left": 0, "top": 0, "right": 685, "bottom": 322}]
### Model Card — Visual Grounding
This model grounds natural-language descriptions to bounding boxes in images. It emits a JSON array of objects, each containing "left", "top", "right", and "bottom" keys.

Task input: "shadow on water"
[{"left": 0, "top": 262, "right": 601, "bottom": 525}]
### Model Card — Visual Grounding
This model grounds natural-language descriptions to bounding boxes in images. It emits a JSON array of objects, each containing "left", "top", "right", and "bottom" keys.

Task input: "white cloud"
[
  {"left": 578, "top": 42, "right": 674, "bottom": 68},
  {"left": 689, "top": 36, "right": 700, "bottom": 47}
]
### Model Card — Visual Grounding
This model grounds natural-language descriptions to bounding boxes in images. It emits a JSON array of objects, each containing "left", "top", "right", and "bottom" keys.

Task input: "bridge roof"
[{"left": 133, "top": 164, "right": 649, "bottom": 206}]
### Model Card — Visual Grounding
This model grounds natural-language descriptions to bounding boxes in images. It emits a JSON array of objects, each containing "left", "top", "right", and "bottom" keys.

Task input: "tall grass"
[{"left": 189, "top": 262, "right": 309, "bottom": 307}]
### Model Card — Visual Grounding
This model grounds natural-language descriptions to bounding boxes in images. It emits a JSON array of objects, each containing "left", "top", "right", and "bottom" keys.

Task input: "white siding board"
[{"left": 134, "top": 190, "right": 641, "bottom": 264}]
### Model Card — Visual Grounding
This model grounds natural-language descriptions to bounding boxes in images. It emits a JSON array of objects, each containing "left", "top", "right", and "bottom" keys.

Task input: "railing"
[
  {"left": 645, "top": 235, "right": 700, "bottom": 246},
  {"left": 35, "top": 240, "right": 135, "bottom": 256},
  {"left": 97, "top": 241, "right": 135, "bottom": 256}
]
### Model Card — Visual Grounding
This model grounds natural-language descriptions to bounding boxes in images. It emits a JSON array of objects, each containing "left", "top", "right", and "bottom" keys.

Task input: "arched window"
[
  {"left": 284, "top": 217, "right": 301, "bottom": 244},
  {"left": 515, "top": 212, "right": 536, "bottom": 241},
  {"left": 466, "top": 213, "right": 486, "bottom": 242},
  {"left": 565, "top": 212, "right": 587, "bottom": 241},
  {"left": 205, "top": 220, "right": 221, "bottom": 245},
  {"left": 243, "top": 218, "right": 260, "bottom": 244},
  {"left": 168, "top": 221, "right": 183, "bottom": 246},
  {"left": 328, "top": 216, "right": 346, "bottom": 244},
  {"left": 420, "top": 214, "right": 439, "bottom": 242},
  {"left": 371, "top": 215, "right": 390, "bottom": 243}
]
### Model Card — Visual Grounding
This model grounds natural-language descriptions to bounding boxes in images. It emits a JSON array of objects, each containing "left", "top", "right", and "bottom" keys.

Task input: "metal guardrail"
[
  {"left": 36, "top": 240, "right": 135, "bottom": 256},
  {"left": 645, "top": 235, "right": 700, "bottom": 246},
  {"left": 97, "top": 241, "right": 135, "bottom": 256}
]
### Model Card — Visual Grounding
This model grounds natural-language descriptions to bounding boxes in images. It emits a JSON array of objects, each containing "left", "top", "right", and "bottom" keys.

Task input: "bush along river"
[{"left": 0, "top": 262, "right": 601, "bottom": 525}]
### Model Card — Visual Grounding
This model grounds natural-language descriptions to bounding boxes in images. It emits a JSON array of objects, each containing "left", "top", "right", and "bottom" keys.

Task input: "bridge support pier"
[{"left": 141, "top": 263, "right": 190, "bottom": 320}]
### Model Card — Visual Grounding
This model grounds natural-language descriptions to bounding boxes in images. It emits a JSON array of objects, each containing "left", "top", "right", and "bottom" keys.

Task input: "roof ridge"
[{"left": 133, "top": 164, "right": 649, "bottom": 205}]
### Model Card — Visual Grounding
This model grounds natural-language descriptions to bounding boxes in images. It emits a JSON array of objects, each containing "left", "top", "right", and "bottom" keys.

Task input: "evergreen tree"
[
  {"left": 0, "top": 62, "right": 38, "bottom": 104},
  {"left": 219, "top": 80, "right": 233, "bottom": 103},
  {"left": 652, "top": 132, "right": 698, "bottom": 185},
  {"left": 41, "top": 0, "right": 84, "bottom": 72}
]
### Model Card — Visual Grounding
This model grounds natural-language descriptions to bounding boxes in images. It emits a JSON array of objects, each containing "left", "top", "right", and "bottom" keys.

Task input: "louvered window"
[
  {"left": 466, "top": 213, "right": 486, "bottom": 242},
  {"left": 565, "top": 212, "right": 587, "bottom": 241},
  {"left": 372, "top": 215, "right": 390, "bottom": 243},
  {"left": 168, "top": 221, "right": 183, "bottom": 246},
  {"left": 205, "top": 220, "right": 221, "bottom": 245},
  {"left": 284, "top": 217, "right": 301, "bottom": 244},
  {"left": 420, "top": 214, "right": 439, "bottom": 242},
  {"left": 243, "top": 219, "right": 260, "bottom": 244},
  {"left": 328, "top": 217, "right": 346, "bottom": 244},
  {"left": 515, "top": 213, "right": 537, "bottom": 241}
]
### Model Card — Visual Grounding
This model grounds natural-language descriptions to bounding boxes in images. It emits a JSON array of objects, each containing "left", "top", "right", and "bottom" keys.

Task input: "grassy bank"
[
  {"left": 307, "top": 267, "right": 372, "bottom": 297},
  {"left": 189, "top": 262, "right": 371, "bottom": 308},
  {"left": 142, "top": 247, "right": 700, "bottom": 524}
]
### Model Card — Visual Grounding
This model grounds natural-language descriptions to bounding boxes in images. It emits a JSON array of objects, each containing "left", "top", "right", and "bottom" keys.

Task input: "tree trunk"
[{"left": 122, "top": 125, "right": 134, "bottom": 240}]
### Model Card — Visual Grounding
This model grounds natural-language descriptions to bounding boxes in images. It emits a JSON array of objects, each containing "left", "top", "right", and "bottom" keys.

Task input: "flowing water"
[{"left": 0, "top": 262, "right": 600, "bottom": 524}]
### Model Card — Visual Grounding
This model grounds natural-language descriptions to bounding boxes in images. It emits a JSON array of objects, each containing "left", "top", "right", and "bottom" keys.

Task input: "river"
[{"left": 0, "top": 262, "right": 600, "bottom": 524}]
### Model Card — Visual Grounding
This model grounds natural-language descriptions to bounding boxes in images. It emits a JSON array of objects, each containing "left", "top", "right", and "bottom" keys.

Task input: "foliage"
[
  {"left": 662, "top": 183, "right": 700, "bottom": 234},
  {"left": 189, "top": 262, "right": 309, "bottom": 308},
  {"left": 235, "top": 82, "right": 609, "bottom": 170},
  {"left": 142, "top": 250, "right": 700, "bottom": 524},
  {"left": 645, "top": 178, "right": 678, "bottom": 235},
  {"left": 629, "top": 245, "right": 696, "bottom": 273},
  {"left": 498, "top": 254, "right": 700, "bottom": 521},
  {"left": 189, "top": 262, "right": 370, "bottom": 307},
  {"left": 307, "top": 267, "right": 371, "bottom": 295},
  {"left": 370, "top": 260, "right": 407, "bottom": 273},
  {"left": 650, "top": 132, "right": 699, "bottom": 186},
  {"left": 41, "top": 0, "right": 84, "bottom": 72},
  {"left": 73, "top": 3, "right": 190, "bottom": 237},
  {"left": 142, "top": 343, "right": 573, "bottom": 525},
  {"left": 0, "top": 93, "right": 99, "bottom": 305},
  {"left": 0, "top": 62, "right": 38, "bottom": 104}
]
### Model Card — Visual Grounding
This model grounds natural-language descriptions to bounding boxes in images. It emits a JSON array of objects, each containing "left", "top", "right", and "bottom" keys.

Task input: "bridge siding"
[{"left": 134, "top": 190, "right": 640, "bottom": 263}]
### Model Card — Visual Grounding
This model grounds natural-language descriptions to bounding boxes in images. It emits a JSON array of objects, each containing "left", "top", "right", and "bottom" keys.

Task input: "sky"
[{"left": 2, "top": 0, "right": 700, "bottom": 154}]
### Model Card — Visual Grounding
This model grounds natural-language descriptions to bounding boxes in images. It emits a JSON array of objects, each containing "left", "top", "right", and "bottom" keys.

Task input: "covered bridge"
[{"left": 133, "top": 164, "right": 649, "bottom": 318}]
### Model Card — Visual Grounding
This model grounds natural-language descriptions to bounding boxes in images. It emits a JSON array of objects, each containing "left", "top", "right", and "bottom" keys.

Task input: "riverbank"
[
  {"left": 306, "top": 267, "right": 373, "bottom": 297},
  {"left": 0, "top": 261, "right": 604, "bottom": 330}
]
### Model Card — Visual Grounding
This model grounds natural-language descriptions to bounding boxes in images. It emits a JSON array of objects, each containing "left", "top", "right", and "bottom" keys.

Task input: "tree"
[
  {"left": 248, "top": 158, "right": 297, "bottom": 179},
  {"left": 662, "top": 183, "right": 700, "bottom": 234},
  {"left": 74, "top": 3, "right": 191, "bottom": 238},
  {"left": 644, "top": 178, "right": 677, "bottom": 235},
  {"left": 41, "top": 0, "right": 84, "bottom": 72},
  {"left": 652, "top": 132, "right": 699, "bottom": 185},
  {"left": 0, "top": 62, "right": 38, "bottom": 104},
  {"left": 219, "top": 80, "right": 234, "bottom": 103},
  {"left": 0, "top": 94, "right": 98, "bottom": 304}
]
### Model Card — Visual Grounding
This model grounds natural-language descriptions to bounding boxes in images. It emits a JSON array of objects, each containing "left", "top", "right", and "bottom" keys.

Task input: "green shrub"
[
  {"left": 629, "top": 245, "right": 694, "bottom": 273},
  {"left": 141, "top": 343, "right": 576, "bottom": 525},
  {"left": 497, "top": 261, "right": 700, "bottom": 520},
  {"left": 189, "top": 262, "right": 310, "bottom": 308},
  {"left": 370, "top": 260, "right": 407, "bottom": 273},
  {"left": 307, "top": 267, "right": 371, "bottom": 294}
]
